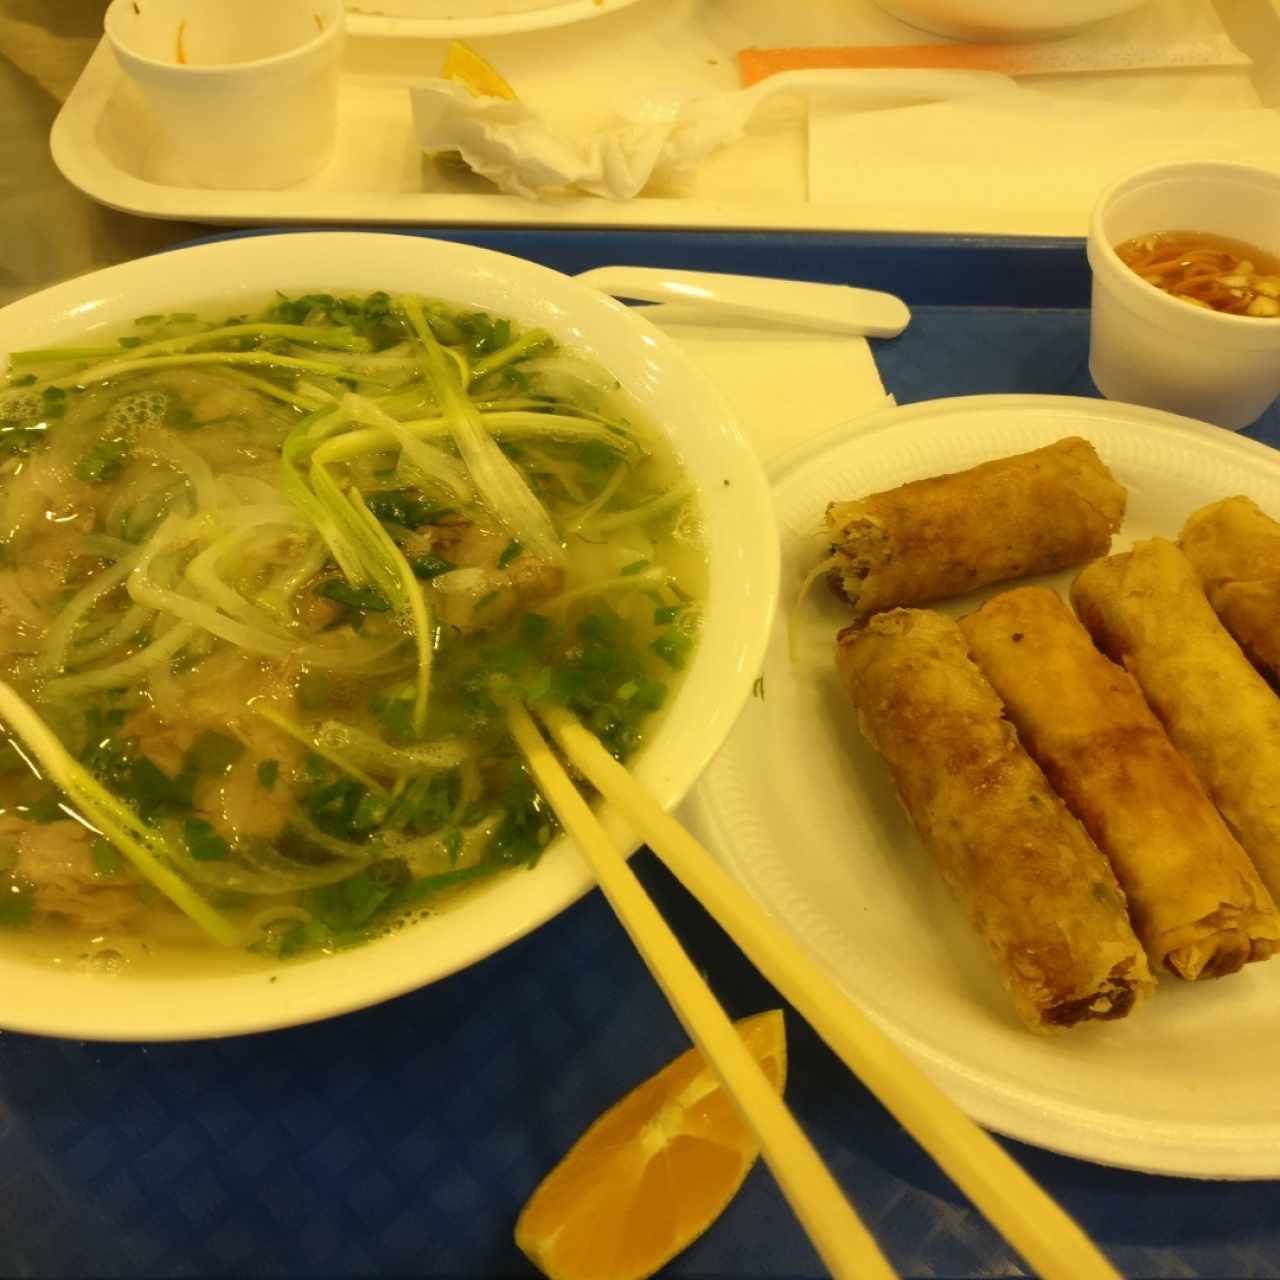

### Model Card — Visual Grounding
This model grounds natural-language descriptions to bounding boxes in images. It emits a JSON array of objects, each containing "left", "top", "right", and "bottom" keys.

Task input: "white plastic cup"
[
  {"left": 1087, "top": 161, "right": 1280, "bottom": 431},
  {"left": 104, "top": 0, "right": 345, "bottom": 190}
]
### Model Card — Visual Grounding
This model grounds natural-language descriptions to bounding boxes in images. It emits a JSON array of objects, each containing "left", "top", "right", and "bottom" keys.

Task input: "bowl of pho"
[{"left": 0, "top": 232, "right": 777, "bottom": 1040}]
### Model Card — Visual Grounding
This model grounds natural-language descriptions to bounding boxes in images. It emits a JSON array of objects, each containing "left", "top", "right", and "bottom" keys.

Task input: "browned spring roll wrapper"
[
  {"left": 836, "top": 608, "right": 1153, "bottom": 1033},
  {"left": 1181, "top": 496, "right": 1280, "bottom": 681},
  {"left": 1072, "top": 537, "right": 1280, "bottom": 903},
  {"left": 825, "top": 437, "right": 1126, "bottom": 620},
  {"left": 961, "top": 587, "right": 1280, "bottom": 981}
]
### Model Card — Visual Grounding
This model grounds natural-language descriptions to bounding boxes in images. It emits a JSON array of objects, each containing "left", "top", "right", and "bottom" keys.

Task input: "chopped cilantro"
[
  {"left": 304, "top": 861, "right": 407, "bottom": 933},
  {"left": 257, "top": 759, "right": 280, "bottom": 792},
  {"left": 76, "top": 436, "right": 131, "bottom": 484},
  {"left": 26, "top": 790, "right": 64, "bottom": 823},
  {"left": 410, "top": 555, "right": 454, "bottom": 580},
  {"left": 314, "top": 579, "right": 390, "bottom": 613},
  {"left": 184, "top": 730, "right": 244, "bottom": 775},
  {"left": 497, "top": 539, "right": 522, "bottom": 569},
  {"left": 576, "top": 440, "right": 625, "bottom": 473},
  {"left": 444, "top": 828, "right": 463, "bottom": 863},
  {"left": 127, "top": 757, "right": 195, "bottom": 818},
  {"left": 91, "top": 838, "right": 125, "bottom": 877},
  {"left": 184, "top": 818, "right": 230, "bottom": 862},
  {"left": 651, "top": 632, "right": 693, "bottom": 671},
  {"left": 296, "top": 671, "right": 335, "bottom": 711},
  {"left": 40, "top": 387, "right": 67, "bottom": 420},
  {"left": 0, "top": 878, "right": 35, "bottom": 928},
  {"left": 364, "top": 489, "right": 452, "bottom": 529}
]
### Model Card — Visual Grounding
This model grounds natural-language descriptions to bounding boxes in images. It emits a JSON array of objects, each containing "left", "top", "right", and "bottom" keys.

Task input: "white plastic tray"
[{"left": 51, "top": 0, "right": 1280, "bottom": 234}]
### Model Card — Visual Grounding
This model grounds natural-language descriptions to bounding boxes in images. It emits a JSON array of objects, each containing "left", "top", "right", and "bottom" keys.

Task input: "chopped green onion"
[{"left": 0, "top": 679, "right": 239, "bottom": 945}]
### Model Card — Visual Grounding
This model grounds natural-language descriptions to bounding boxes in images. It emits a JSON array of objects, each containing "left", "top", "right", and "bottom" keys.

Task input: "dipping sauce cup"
[
  {"left": 104, "top": 0, "right": 345, "bottom": 190},
  {"left": 1087, "top": 161, "right": 1280, "bottom": 431}
]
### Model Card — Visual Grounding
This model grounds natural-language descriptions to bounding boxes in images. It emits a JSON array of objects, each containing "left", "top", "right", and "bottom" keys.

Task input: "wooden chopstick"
[
  {"left": 535, "top": 702, "right": 1122, "bottom": 1280},
  {"left": 503, "top": 699, "right": 897, "bottom": 1280}
]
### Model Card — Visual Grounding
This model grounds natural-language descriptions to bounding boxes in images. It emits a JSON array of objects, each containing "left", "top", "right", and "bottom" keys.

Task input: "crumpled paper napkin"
[{"left": 409, "top": 68, "right": 1015, "bottom": 201}]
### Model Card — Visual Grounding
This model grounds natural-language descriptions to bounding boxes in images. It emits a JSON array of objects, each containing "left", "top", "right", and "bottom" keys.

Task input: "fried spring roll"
[
  {"left": 825, "top": 436, "right": 1126, "bottom": 620},
  {"left": 961, "top": 587, "right": 1280, "bottom": 980},
  {"left": 1072, "top": 538, "right": 1280, "bottom": 903},
  {"left": 1180, "top": 496, "right": 1280, "bottom": 681},
  {"left": 837, "top": 608, "right": 1153, "bottom": 1032}
]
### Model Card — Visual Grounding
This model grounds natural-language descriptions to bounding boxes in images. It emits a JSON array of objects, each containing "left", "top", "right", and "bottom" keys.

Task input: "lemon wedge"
[
  {"left": 515, "top": 1010, "right": 787, "bottom": 1280},
  {"left": 441, "top": 40, "right": 518, "bottom": 100}
]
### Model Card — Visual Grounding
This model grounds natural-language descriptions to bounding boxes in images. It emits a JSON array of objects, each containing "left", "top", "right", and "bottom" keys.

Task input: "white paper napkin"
[
  {"left": 409, "top": 69, "right": 1012, "bottom": 201},
  {"left": 809, "top": 88, "right": 1280, "bottom": 234},
  {"left": 661, "top": 318, "right": 888, "bottom": 467},
  {"left": 807, "top": 0, "right": 1277, "bottom": 233}
]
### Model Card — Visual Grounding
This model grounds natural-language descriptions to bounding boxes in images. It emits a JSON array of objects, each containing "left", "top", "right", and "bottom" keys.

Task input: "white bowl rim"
[{"left": 0, "top": 231, "right": 779, "bottom": 1041}]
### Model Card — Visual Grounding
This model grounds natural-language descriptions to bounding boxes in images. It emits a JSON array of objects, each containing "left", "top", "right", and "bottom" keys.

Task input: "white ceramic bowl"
[
  {"left": 0, "top": 232, "right": 778, "bottom": 1041},
  {"left": 1087, "top": 160, "right": 1280, "bottom": 430},
  {"left": 874, "top": 0, "right": 1147, "bottom": 41}
]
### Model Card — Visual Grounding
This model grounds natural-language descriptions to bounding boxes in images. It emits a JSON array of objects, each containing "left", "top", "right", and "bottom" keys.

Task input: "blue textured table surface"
[{"left": 2, "top": 231, "right": 1278, "bottom": 1280}]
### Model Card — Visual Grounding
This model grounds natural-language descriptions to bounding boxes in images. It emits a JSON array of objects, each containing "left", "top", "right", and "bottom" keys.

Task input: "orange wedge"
[
  {"left": 441, "top": 39, "right": 518, "bottom": 100},
  {"left": 516, "top": 1009, "right": 787, "bottom": 1280}
]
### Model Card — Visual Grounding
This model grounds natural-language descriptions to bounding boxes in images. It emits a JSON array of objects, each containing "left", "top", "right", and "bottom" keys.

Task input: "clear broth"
[
  {"left": 0, "top": 290, "right": 707, "bottom": 974},
  {"left": 1115, "top": 229, "right": 1280, "bottom": 317}
]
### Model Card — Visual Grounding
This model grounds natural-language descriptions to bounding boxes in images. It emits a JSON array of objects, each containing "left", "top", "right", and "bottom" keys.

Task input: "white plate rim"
[
  {"left": 345, "top": 0, "right": 645, "bottom": 38},
  {"left": 686, "top": 392, "right": 1280, "bottom": 1179},
  {"left": 0, "top": 230, "right": 779, "bottom": 1041}
]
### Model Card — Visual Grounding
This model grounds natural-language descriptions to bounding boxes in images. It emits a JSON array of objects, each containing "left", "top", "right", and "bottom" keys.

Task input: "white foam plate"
[
  {"left": 684, "top": 393, "right": 1280, "bottom": 1179},
  {"left": 344, "top": 0, "right": 646, "bottom": 38}
]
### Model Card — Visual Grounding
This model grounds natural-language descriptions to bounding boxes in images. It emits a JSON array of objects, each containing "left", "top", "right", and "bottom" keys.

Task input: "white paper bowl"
[
  {"left": 1087, "top": 160, "right": 1280, "bottom": 430},
  {"left": 104, "top": 0, "right": 345, "bottom": 190},
  {"left": 874, "top": 0, "right": 1147, "bottom": 41},
  {"left": 0, "top": 232, "right": 778, "bottom": 1041}
]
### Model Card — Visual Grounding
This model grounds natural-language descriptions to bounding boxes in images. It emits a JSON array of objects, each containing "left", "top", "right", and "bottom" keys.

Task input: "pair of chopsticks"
[{"left": 505, "top": 698, "right": 1121, "bottom": 1280}]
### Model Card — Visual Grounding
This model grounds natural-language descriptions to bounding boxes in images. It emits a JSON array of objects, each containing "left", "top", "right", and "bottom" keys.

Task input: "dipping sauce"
[{"left": 1115, "top": 231, "right": 1280, "bottom": 318}]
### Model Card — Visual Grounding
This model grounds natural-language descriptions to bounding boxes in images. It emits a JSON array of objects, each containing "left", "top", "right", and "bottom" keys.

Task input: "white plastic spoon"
[{"left": 576, "top": 265, "right": 911, "bottom": 338}]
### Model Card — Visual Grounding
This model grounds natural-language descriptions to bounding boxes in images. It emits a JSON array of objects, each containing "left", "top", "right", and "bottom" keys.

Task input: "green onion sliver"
[{"left": 0, "top": 680, "right": 239, "bottom": 946}]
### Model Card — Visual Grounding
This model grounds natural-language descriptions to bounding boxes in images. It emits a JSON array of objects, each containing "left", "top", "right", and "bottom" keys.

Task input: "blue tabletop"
[{"left": 2, "top": 231, "right": 1278, "bottom": 1280}]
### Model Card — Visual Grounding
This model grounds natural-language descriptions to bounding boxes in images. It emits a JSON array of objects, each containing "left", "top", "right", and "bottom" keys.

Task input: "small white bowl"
[
  {"left": 1087, "top": 160, "right": 1280, "bottom": 431},
  {"left": 0, "top": 232, "right": 779, "bottom": 1041},
  {"left": 875, "top": 0, "right": 1148, "bottom": 41}
]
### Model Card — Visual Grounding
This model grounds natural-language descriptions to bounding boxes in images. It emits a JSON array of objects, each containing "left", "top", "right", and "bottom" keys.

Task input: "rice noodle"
[
  {"left": 40, "top": 544, "right": 146, "bottom": 674},
  {"left": 42, "top": 621, "right": 197, "bottom": 699},
  {"left": 315, "top": 721, "right": 472, "bottom": 775},
  {"left": 66, "top": 605, "right": 155, "bottom": 668},
  {"left": 136, "top": 433, "right": 218, "bottom": 512},
  {"left": 341, "top": 392, "right": 472, "bottom": 500}
]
